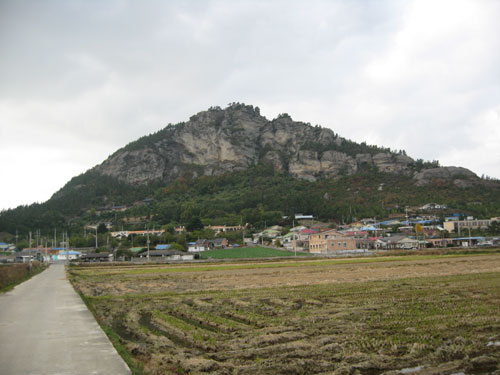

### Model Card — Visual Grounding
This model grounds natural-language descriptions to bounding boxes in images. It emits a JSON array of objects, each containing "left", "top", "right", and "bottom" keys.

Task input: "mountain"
[
  {"left": 93, "top": 103, "right": 477, "bottom": 187},
  {"left": 1, "top": 103, "right": 499, "bottom": 236}
]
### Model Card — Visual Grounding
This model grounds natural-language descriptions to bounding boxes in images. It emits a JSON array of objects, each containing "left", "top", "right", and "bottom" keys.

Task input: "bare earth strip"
[{"left": 74, "top": 254, "right": 500, "bottom": 296}]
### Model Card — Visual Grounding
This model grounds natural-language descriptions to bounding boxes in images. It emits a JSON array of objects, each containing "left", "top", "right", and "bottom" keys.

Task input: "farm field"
[
  {"left": 199, "top": 246, "right": 309, "bottom": 259},
  {"left": 69, "top": 254, "right": 500, "bottom": 375}
]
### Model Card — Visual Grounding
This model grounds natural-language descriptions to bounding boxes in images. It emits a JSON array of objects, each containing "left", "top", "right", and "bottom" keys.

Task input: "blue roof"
[
  {"left": 155, "top": 244, "right": 170, "bottom": 250},
  {"left": 59, "top": 251, "right": 81, "bottom": 255}
]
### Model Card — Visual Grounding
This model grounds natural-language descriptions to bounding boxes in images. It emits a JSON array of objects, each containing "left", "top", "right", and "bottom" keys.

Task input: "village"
[{"left": 2, "top": 204, "right": 499, "bottom": 264}]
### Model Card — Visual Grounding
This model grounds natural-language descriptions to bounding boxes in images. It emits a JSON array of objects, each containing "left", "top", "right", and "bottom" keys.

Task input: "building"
[
  {"left": 0, "top": 243, "right": 16, "bottom": 252},
  {"left": 309, "top": 230, "right": 357, "bottom": 253},
  {"left": 187, "top": 238, "right": 228, "bottom": 252},
  {"left": 375, "top": 235, "right": 407, "bottom": 250},
  {"left": 207, "top": 238, "right": 228, "bottom": 249},
  {"left": 55, "top": 251, "right": 80, "bottom": 261},
  {"left": 188, "top": 240, "right": 209, "bottom": 252},
  {"left": 79, "top": 252, "right": 113, "bottom": 262},
  {"left": 427, "top": 238, "right": 454, "bottom": 247},
  {"left": 205, "top": 225, "right": 246, "bottom": 234},
  {"left": 443, "top": 218, "right": 497, "bottom": 233},
  {"left": 135, "top": 250, "right": 194, "bottom": 261},
  {"left": 398, "top": 237, "right": 420, "bottom": 249},
  {"left": 110, "top": 229, "right": 165, "bottom": 239},
  {"left": 155, "top": 244, "right": 171, "bottom": 250}
]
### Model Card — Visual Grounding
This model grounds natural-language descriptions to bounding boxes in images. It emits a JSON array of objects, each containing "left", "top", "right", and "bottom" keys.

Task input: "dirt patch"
[{"left": 70, "top": 254, "right": 500, "bottom": 375}]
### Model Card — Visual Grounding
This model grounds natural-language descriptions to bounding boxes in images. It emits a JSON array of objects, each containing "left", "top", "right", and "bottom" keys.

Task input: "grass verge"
[{"left": 199, "top": 246, "right": 309, "bottom": 259}]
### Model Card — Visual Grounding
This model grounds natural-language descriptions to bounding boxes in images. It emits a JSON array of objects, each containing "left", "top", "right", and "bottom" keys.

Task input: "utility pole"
[
  {"left": 95, "top": 227, "right": 98, "bottom": 250},
  {"left": 468, "top": 227, "right": 472, "bottom": 248},
  {"left": 147, "top": 228, "right": 150, "bottom": 261},
  {"left": 293, "top": 233, "right": 297, "bottom": 257},
  {"left": 54, "top": 228, "right": 56, "bottom": 249},
  {"left": 29, "top": 231, "right": 32, "bottom": 249}
]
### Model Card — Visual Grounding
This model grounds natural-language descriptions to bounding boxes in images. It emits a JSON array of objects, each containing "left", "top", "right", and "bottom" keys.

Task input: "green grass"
[
  {"left": 73, "top": 289, "right": 143, "bottom": 375},
  {"left": 198, "top": 246, "right": 309, "bottom": 259}
]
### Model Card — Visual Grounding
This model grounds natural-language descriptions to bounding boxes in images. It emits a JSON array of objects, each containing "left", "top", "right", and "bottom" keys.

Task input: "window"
[{"left": 343, "top": 242, "right": 347, "bottom": 247}]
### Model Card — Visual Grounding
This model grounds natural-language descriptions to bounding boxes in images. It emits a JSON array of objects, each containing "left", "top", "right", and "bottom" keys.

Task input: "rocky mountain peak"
[{"left": 95, "top": 104, "right": 478, "bottom": 186}]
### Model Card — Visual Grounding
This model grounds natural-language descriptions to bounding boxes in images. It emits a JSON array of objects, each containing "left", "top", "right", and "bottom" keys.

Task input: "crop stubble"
[{"left": 69, "top": 254, "right": 500, "bottom": 375}]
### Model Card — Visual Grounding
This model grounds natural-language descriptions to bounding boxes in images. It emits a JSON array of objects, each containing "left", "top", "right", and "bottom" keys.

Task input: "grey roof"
[
  {"left": 144, "top": 250, "right": 186, "bottom": 256},
  {"left": 80, "top": 252, "right": 112, "bottom": 258}
]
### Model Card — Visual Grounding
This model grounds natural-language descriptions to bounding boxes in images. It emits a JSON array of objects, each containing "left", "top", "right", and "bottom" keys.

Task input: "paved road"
[{"left": 0, "top": 263, "right": 131, "bottom": 375}]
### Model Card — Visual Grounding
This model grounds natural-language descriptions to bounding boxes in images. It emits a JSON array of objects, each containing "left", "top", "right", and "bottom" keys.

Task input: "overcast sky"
[{"left": 1, "top": 0, "right": 499, "bottom": 210}]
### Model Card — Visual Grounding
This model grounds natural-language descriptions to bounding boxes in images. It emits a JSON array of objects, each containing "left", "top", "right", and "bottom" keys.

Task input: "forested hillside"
[{"left": 2, "top": 164, "right": 499, "bottom": 237}]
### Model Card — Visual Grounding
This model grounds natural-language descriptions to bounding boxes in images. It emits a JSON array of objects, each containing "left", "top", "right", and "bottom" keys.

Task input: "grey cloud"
[{"left": 0, "top": 0, "right": 499, "bottom": 209}]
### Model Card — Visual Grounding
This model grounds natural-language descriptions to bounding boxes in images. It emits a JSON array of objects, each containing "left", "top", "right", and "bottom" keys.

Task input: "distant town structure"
[{"left": 443, "top": 217, "right": 498, "bottom": 233}]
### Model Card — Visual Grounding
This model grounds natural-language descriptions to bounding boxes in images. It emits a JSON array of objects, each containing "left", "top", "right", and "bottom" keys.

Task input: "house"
[
  {"left": 282, "top": 233, "right": 309, "bottom": 252},
  {"left": 135, "top": 250, "right": 195, "bottom": 261},
  {"left": 207, "top": 238, "right": 228, "bottom": 249},
  {"left": 309, "top": 230, "right": 357, "bottom": 253},
  {"left": 427, "top": 238, "right": 454, "bottom": 247},
  {"left": 420, "top": 203, "right": 447, "bottom": 210},
  {"left": 155, "top": 244, "right": 171, "bottom": 250},
  {"left": 188, "top": 240, "right": 209, "bottom": 252},
  {"left": 0, "top": 243, "right": 16, "bottom": 252},
  {"left": 0, "top": 255, "right": 16, "bottom": 263},
  {"left": 355, "top": 237, "right": 378, "bottom": 249},
  {"left": 443, "top": 217, "right": 497, "bottom": 233},
  {"left": 295, "top": 214, "right": 313, "bottom": 220},
  {"left": 110, "top": 229, "right": 165, "bottom": 239},
  {"left": 15, "top": 254, "right": 32, "bottom": 263},
  {"left": 253, "top": 227, "right": 282, "bottom": 242},
  {"left": 130, "top": 247, "right": 145, "bottom": 255},
  {"left": 398, "top": 237, "right": 420, "bottom": 249},
  {"left": 205, "top": 224, "right": 246, "bottom": 234},
  {"left": 55, "top": 251, "right": 80, "bottom": 261},
  {"left": 376, "top": 235, "right": 407, "bottom": 250},
  {"left": 79, "top": 252, "right": 113, "bottom": 262}
]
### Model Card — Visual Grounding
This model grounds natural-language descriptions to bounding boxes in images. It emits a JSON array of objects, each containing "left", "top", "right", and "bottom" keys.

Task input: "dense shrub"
[{"left": 0, "top": 262, "right": 47, "bottom": 291}]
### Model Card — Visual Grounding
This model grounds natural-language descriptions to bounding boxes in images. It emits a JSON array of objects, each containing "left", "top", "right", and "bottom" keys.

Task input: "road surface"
[{"left": 0, "top": 263, "right": 131, "bottom": 375}]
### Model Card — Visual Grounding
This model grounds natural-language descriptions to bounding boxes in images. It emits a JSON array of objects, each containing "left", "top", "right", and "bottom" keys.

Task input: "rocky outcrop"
[
  {"left": 94, "top": 103, "right": 478, "bottom": 187},
  {"left": 414, "top": 167, "right": 478, "bottom": 186}
]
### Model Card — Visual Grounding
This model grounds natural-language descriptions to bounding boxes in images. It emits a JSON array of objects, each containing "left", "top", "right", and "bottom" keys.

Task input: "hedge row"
[{"left": 0, "top": 261, "right": 47, "bottom": 292}]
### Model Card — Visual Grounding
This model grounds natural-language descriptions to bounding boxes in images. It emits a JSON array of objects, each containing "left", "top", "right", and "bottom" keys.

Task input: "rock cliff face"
[{"left": 95, "top": 104, "right": 478, "bottom": 186}]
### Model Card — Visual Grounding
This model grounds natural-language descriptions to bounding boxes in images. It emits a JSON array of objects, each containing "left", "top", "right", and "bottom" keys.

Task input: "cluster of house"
[
  {"left": 187, "top": 238, "right": 230, "bottom": 252},
  {"left": 2, "top": 211, "right": 499, "bottom": 264},
  {"left": 252, "top": 214, "right": 500, "bottom": 253},
  {"left": 110, "top": 229, "right": 165, "bottom": 239},
  {"left": 0, "top": 246, "right": 113, "bottom": 264}
]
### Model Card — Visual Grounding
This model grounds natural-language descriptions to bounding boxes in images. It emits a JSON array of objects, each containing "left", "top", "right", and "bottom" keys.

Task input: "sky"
[{"left": 1, "top": 0, "right": 499, "bottom": 210}]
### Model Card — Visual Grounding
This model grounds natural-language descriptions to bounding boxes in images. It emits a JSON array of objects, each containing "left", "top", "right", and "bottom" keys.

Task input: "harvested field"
[{"left": 69, "top": 253, "right": 500, "bottom": 375}]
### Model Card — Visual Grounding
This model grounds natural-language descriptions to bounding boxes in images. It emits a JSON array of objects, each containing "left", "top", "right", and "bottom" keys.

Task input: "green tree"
[
  {"left": 97, "top": 223, "right": 108, "bottom": 234},
  {"left": 186, "top": 217, "right": 203, "bottom": 232}
]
